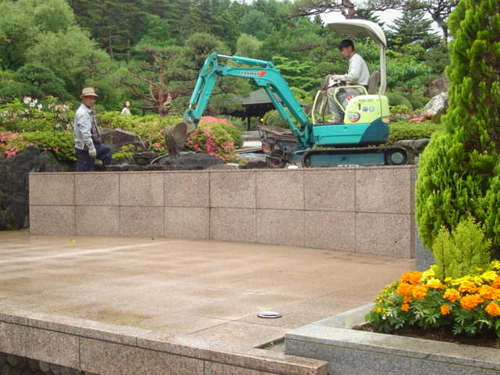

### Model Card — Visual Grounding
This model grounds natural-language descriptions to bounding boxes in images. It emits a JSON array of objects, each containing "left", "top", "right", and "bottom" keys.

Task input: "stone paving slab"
[{"left": 0, "top": 231, "right": 413, "bottom": 374}]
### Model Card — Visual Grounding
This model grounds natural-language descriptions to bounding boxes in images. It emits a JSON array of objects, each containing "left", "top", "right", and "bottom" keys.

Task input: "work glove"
[
  {"left": 331, "top": 75, "right": 343, "bottom": 81},
  {"left": 88, "top": 146, "right": 97, "bottom": 158}
]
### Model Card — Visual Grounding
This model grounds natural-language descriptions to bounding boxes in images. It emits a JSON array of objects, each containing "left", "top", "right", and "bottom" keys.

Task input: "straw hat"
[{"left": 80, "top": 87, "right": 98, "bottom": 98}]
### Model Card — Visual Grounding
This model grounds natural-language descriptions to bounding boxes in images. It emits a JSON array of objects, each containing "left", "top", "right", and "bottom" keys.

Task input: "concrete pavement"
[{"left": 0, "top": 230, "right": 413, "bottom": 353}]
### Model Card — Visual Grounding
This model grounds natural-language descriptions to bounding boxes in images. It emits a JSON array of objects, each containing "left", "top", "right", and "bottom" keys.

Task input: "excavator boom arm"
[{"left": 183, "top": 53, "right": 313, "bottom": 147}]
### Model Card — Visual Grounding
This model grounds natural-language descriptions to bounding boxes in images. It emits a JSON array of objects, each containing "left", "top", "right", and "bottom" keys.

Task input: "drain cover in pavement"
[{"left": 257, "top": 311, "right": 282, "bottom": 319}]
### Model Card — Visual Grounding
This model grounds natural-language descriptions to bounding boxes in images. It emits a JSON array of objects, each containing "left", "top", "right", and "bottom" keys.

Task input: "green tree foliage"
[
  {"left": 12, "top": 64, "right": 70, "bottom": 99},
  {"left": 0, "top": 0, "right": 451, "bottom": 116},
  {"left": 0, "top": 0, "right": 121, "bottom": 107},
  {"left": 239, "top": 10, "right": 273, "bottom": 40},
  {"left": 236, "top": 34, "right": 263, "bottom": 59},
  {"left": 432, "top": 218, "right": 491, "bottom": 279},
  {"left": 387, "top": 7, "right": 440, "bottom": 49},
  {"left": 416, "top": 0, "right": 499, "bottom": 250},
  {"left": 272, "top": 56, "right": 317, "bottom": 93}
]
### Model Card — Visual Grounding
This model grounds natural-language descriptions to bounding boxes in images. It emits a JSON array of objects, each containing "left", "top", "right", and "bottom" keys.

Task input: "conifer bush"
[
  {"left": 433, "top": 218, "right": 492, "bottom": 280},
  {"left": 416, "top": 0, "right": 499, "bottom": 251}
]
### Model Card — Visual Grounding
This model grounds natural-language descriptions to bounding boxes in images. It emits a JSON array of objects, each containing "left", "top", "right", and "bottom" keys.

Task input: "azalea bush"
[
  {"left": 0, "top": 129, "right": 75, "bottom": 161},
  {"left": 0, "top": 97, "right": 73, "bottom": 132},
  {"left": 366, "top": 262, "right": 500, "bottom": 338},
  {"left": 185, "top": 117, "right": 243, "bottom": 162}
]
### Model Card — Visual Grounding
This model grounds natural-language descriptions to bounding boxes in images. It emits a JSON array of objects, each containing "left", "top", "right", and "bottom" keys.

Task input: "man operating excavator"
[{"left": 327, "top": 39, "right": 370, "bottom": 123}]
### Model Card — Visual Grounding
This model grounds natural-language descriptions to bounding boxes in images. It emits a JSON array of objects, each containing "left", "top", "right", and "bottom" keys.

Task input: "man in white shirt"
[{"left": 328, "top": 39, "right": 370, "bottom": 123}]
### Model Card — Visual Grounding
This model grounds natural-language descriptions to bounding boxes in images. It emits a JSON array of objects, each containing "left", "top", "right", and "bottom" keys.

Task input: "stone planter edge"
[{"left": 285, "top": 304, "right": 500, "bottom": 373}]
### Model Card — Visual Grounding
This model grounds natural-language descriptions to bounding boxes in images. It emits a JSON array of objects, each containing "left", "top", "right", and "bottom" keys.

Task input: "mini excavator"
[{"left": 166, "top": 20, "right": 408, "bottom": 167}]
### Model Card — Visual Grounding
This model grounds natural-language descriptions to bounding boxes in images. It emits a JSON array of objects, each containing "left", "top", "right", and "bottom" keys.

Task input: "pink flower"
[
  {"left": 409, "top": 117, "right": 425, "bottom": 123},
  {"left": 200, "top": 116, "right": 232, "bottom": 125},
  {"left": 4, "top": 149, "right": 17, "bottom": 158}
]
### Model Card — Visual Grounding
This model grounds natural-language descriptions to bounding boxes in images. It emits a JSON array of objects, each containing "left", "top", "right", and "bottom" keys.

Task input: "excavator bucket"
[{"left": 165, "top": 122, "right": 193, "bottom": 155}]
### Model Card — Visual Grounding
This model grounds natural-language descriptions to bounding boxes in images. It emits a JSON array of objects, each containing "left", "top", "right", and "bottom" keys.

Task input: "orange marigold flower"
[
  {"left": 492, "top": 276, "right": 500, "bottom": 289},
  {"left": 403, "top": 296, "right": 412, "bottom": 303},
  {"left": 401, "top": 303, "right": 410, "bottom": 312},
  {"left": 400, "top": 271, "right": 422, "bottom": 285},
  {"left": 443, "top": 288, "right": 460, "bottom": 302},
  {"left": 485, "top": 302, "right": 500, "bottom": 316},
  {"left": 458, "top": 281, "right": 478, "bottom": 294},
  {"left": 478, "top": 285, "right": 498, "bottom": 300},
  {"left": 412, "top": 285, "right": 427, "bottom": 300},
  {"left": 460, "top": 294, "right": 484, "bottom": 311},
  {"left": 440, "top": 304, "right": 451, "bottom": 315},
  {"left": 397, "top": 282, "right": 413, "bottom": 296}
]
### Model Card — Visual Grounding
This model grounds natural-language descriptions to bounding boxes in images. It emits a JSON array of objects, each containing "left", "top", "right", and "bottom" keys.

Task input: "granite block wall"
[{"left": 29, "top": 166, "right": 416, "bottom": 258}]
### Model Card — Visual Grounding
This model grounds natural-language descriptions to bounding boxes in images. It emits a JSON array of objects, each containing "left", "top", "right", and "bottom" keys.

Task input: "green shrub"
[
  {"left": 432, "top": 218, "right": 492, "bottom": 280},
  {"left": 0, "top": 97, "right": 73, "bottom": 132},
  {"left": 21, "top": 130, "right": 75, "bottom": 161},
  {"left": 97, "top": 112, "right": 181, "bottom": 153},
  {"left": 0, "top": 129, "right": 75, "bottom": 161},
  {"left": 262, "top": 109, "right": 289, "bottom": 128},
  {"left": 387, "top": 92, "right": 413, "bottom": 109},
  {"left": 416, "top": 0, "right": 499, "bottom": 250},
  {"left": 387, "top": 121, "right": 445, "bottom": 143},
  {"left": 112, "top": 144, "right": 135, "bottom": 161},
  {"left": 389, "top": 105, "right": 413, "bottom": 122}
]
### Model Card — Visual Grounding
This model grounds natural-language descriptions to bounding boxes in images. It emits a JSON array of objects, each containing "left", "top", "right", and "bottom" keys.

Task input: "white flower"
[
  {"left": 23, "top": 97, "right": 32, "bottom": 104},
  {"left": 37, "top": 104, "right": 43, "bottom": 111}
]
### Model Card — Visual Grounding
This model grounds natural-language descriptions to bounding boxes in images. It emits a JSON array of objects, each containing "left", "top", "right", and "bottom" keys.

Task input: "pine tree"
[
  {"left": 416, "top": 0, "right": 499, "bottom": 253},
  {"left": 387, "top": 7, "right": 441, "bottom": 49}
]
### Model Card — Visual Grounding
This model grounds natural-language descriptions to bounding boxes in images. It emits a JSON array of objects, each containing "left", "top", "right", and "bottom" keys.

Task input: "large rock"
[
  {"left": 422, "top": 92, "right": 448, "bottom": 118},
  {"left": 100, "top": 128, "right": 146, "bottom": 152},
  {"left": 425, "top": 75, "right": 448, "bottom": 98},
  {"left": 157, "top": 152, "right": 223, "bottom": 170},
  {"left": 395, "top": 138, "right": 430, "bottom": 155},
  {"left": 107, "top": 152, "right": 224, "bottom": 171},
  {"left": 0, "top": 147, "right": 72, "bottom": 230}
]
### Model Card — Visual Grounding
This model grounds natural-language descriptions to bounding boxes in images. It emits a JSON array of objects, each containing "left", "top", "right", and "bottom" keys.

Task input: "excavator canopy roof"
[{"left": 327, "top": 20, "right": 387, "bottom": 48}]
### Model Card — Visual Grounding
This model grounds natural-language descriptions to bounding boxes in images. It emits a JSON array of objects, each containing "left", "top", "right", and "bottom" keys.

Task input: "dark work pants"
[{"left": 75, "top": 143, "right": 113, "bottom": 171}]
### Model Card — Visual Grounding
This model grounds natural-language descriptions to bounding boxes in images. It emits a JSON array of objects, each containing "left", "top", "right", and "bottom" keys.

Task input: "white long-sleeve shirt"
[
  {"left": 339, "top": 53, "right": 370, "bottom": 86},
  {"left": 74, "top": 104, "right": 100, "bottom": 150}
]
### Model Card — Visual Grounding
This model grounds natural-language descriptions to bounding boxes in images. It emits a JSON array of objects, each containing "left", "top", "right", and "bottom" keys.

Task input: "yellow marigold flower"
[
  {"left": 485, "top": 302, "right": 500, "bottom": 316},
  {"left": 458, "top": 281, "right": 479, "bottom": 294},
  {"left": 397, "top": 282, "right": 413, "bottom": 296},
  {"left": 400, "top": 271, "right": 422, "bottom": 285},
  {"left": 401, "top": 303, "right": 410, "bottom": 312},
  {"left": 481, "top": 270, "right": 497, "bottom": 283},
  {"left": 376, "top": 307, "right": 384, "bottom": 313},
  {"left": 421, "top": 268, "right": 435, "bottom": 281},
  {"left": 440, "top": 304, "right": 451, "bottom": 315},
  {"left": 479, "top": 285, "right": 498, "bottom": 300},
  {"left": 443, "top": 288, "right": 460, "bottom": 303},
  {"left": 412, "top": 285, "right": 427, "bottom": 300},
  {"left": 426, "top": 278, "right": 444, "bottom": 289},
  {"left": 491, "top": 260, "right": 500, "bottom": 271},
  {"left": 460, "top": 294, "right": 484, "bottom": 311},
  {"left": 492, "top": 276, "right": 500, "bottom": 289},
  {"left": 403, "top": 296, "right": 412, "bottom": 303}
]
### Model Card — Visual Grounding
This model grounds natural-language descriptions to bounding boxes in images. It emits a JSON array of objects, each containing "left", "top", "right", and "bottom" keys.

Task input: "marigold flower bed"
[{"left": 366, "top": 260, "right": 500, "bottom": 345}]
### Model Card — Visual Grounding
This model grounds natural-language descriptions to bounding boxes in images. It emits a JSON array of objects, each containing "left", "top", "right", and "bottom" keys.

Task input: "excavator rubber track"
[{"left": 301, "top": 146, "right": 409, "bottom": 167}]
